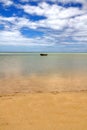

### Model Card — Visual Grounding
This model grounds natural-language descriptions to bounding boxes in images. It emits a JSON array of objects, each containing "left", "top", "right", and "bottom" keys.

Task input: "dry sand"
[{"left": 0, "top": 92, "right": 87, "bottom": 130}]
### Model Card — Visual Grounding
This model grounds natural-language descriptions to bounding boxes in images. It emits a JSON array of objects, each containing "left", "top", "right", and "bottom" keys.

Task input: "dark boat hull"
[{"left": 40, "top": 54, "right": 48, "bottom": 56}]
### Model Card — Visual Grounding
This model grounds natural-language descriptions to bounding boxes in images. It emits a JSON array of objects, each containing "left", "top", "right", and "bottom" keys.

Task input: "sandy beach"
[
  {"left": 0, "top": 74, "right": 87, "bottom": 130},
  {"left": 0, "top": 92, "right": 87, "bottom": 130}
]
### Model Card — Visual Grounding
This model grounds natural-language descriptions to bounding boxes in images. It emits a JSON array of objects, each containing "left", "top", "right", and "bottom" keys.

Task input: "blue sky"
[{"left": 0, "top": 0, "right": 87, "bottom": 52}]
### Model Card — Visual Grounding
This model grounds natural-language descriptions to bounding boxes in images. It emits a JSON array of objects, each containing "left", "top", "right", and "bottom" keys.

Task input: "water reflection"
[{"left": 0, "top": 54, "right": 87, "bottom": 78}]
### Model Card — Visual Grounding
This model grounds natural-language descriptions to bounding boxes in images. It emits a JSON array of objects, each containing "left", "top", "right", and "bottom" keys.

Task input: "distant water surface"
[{"left": 0, "top": 53, "right": 87, "bottom": 77}]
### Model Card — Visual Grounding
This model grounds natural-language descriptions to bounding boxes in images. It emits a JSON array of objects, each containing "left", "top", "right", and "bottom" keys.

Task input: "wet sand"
[
  {"left": 0, "top": 92, "right": 87, "bottom": 130},
  {"left": 0, "top": 74, "right": 87, "bottom": 95}
]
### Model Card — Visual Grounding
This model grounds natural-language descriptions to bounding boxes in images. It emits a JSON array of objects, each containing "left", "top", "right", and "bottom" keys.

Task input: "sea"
[{"left": 0, "top": 53, "right": 87, "bottom": 94}]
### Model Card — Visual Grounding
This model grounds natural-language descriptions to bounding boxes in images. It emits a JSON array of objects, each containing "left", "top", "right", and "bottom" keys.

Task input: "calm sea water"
[
  {"left": 0, "top": 53, "right": 87, "bottom": 94},
  {"left": 0, "top": 53, "right": 87, "bottom": 78}
]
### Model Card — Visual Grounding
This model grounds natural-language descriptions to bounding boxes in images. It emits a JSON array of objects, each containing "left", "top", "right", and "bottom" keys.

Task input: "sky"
[{"left": 0, "top": 0, "right": 87, "bottom": 52}]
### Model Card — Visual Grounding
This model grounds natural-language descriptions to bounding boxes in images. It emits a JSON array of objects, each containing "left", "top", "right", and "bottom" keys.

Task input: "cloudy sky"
[{"left": 0, "top": 0, "right": 87, "bottom": 52}]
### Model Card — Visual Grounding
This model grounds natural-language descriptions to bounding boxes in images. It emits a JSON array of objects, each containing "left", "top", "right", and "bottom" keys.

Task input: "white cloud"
[
  {"left": 18, "top": 2, "right": 87, "bottom": 30},
  {"left": 0, "top": 15, "right": 68, "bottom": 30},
  {"left": 0, "top": 30, "right": 54, "bottom": 46},
  {"left": 56, "top": 0, "right": 85, "bottom": 3},
  {"left": 0, "top": 0, "right": 13, "bottom": 6},
  {"left": 74, "top": 36, "right": 87, "bottom": 42},
  {"left": 21, "top": 2, "right": 86, "bottom": 18},
  {"left": 0, "top": 16, "right": 37, "bottom": 30},
  {"left": 0, "top": 1, "right": 87, "bottom": 49},
  {"left": 0, "top": 16, "right": 16, "bottom": 22}
]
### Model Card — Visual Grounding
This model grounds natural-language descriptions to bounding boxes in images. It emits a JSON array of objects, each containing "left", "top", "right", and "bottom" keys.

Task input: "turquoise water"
[{"left": 0, "top": 53, "right": 87, "bottom": 78}]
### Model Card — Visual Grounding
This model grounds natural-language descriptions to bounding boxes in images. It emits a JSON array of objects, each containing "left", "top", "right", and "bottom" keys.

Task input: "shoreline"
[
  {"left": 0, "top": 74, "right": 87, "bottom": 95},
  {"left": 0, "top": 90, "right": 87, "bottom": 97}
]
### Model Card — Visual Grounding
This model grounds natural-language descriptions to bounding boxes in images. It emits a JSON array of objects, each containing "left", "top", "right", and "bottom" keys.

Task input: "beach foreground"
[{"left": 0, "top": 92, "right": 87, "bottom": 130}]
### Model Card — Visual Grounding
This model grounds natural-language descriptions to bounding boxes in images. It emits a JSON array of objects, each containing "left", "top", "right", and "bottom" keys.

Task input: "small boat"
[{"left": 40, "top": 54, "right": 48, "bottom": 56}]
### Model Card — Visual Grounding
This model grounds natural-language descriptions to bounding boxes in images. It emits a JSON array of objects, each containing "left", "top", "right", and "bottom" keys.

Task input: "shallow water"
[
  {"left": 0, "top": 53, "right": 87, "bottom": 94},
  {"left": 0, "top": 53, "right": 87, "bottom": 77}
]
